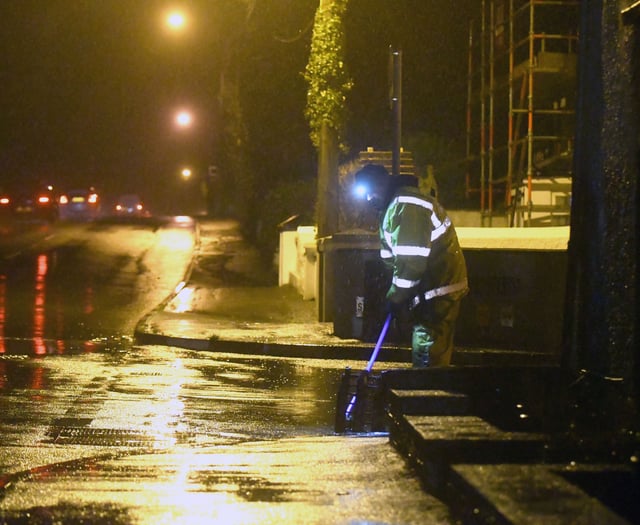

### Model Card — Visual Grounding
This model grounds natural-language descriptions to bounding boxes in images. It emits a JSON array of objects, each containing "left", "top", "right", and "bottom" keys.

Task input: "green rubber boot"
[{"left": 411, "top": 324, "right": 434, "bottom": 368}]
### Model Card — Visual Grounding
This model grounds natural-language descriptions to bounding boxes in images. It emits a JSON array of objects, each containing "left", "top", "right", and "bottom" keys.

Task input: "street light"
[
  {"left": 160, "top": 8, "right": 215, "bottom": 217},
  {"left": 175, "top": 110, "right": 193, "bottom": 128},
  {"left": 165, "top": 10, "right": 187, "bottom": 32}
]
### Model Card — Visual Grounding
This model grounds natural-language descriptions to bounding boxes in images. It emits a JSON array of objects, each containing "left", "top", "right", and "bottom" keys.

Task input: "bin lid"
[{"left": 277, "top": 214, "right": 310, "bottom": 231}]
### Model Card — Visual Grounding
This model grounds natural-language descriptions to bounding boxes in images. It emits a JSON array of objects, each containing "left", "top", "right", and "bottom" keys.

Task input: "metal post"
[
  {"left": 526, "top": 0, "right": 535, "bottom": 226},
  {"left": 488, "top": 0, "right": 495, "bottom": 226},
  {"left": 465, "top": 21, "right": 473, "bottom": 199},
  {"left": 390, "top": 47, "right": 402, "bottom": 177},
  {"left": 507, "top": 0, "right": 514, "bottom": 213},
  {"left": 480, "top": 0, "right": 487, "bottom": 221}
]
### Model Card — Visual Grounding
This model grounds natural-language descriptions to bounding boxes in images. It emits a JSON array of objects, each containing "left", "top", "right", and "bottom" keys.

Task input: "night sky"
[{"left": 0, "top": 1, "right": 476, "bottom": 212}]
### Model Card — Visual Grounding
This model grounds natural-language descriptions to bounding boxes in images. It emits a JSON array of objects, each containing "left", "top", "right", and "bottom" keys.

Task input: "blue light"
[{"left": 354, "top": 183, "right": 368, "bottom": 199}]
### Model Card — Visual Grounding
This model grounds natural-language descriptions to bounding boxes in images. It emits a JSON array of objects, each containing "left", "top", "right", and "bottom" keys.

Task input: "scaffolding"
[{"left": 465, "top": 0, "right": 579, "bottom": 226}]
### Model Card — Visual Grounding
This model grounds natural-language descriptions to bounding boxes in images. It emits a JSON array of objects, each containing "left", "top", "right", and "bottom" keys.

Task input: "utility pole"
[
  {"left": 315, "top": 0, "right": 341, "bottom": 238},
  {"left": 317, "top": 120, "right": 339, "bottom": 238}
]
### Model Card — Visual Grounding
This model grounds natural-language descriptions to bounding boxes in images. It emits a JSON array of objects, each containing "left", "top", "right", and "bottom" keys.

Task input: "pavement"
[
  {"left": 134, "top": 218, "right": 555, "bottom": 367},
  {"left": 133, "top": 218, "right": 639, "bottom": 524},
  {"left": 134, "top": 218, "right": 413, "bottom": 364}
]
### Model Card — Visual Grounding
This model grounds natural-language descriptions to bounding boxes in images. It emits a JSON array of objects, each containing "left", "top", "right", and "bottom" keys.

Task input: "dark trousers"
[{"left": 410, "top": 295, "right": 462, "bottom": 367}]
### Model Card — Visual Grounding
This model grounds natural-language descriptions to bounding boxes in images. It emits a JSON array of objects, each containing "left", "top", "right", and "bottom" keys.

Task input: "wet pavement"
[
  {"left": 1, "top": 217, "right": 637, "bottom": 523},
  {"left": 0, "top": 344, "right": 452, "bottom": 524},
  {"left": 132, "top": 219, "right": 639, "bottom": 524},
  {"left": 1, "top": 436, "right": 453, "bottom": 524},
  {"left": 133, "top": 220, "right": 544, "bottom": 365},
  {"left": 134, "top": 220, "right": 412, "bottom": 362}
]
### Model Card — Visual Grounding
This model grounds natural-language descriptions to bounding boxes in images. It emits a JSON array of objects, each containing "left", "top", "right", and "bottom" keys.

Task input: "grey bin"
[{"left": 318, "top": 230, "right": 390, "bottom": 341}]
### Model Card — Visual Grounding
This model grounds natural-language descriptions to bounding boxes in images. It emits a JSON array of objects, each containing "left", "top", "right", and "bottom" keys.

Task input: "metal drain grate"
[{"left": 46, "top": 426, "right": 161, "bottom": 447}]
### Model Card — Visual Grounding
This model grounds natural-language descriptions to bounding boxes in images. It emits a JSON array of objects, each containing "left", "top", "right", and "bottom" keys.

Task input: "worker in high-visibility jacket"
[{"left": 354, "top": 164, "right": 468, "bottom": 367}]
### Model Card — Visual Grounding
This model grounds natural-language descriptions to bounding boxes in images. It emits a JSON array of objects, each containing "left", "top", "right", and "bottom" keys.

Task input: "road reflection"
[
  {"left": 0, "top": 358, "right": 48, "bottom": 394},
  {"left": 33, "top": 253, "right": 48, "bottom": 355},
  {"left": 0, "top": 252, "right": 98, "bottom": 356},
  {"left": 0, "top": 219, "right": 194, "bottom": 356},
  {"left": 0, "top": 274, "right": 5, "bottom": 354}
]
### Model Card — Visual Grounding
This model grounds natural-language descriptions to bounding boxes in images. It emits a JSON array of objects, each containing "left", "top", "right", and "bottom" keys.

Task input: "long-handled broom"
[{"left": 334, "top": 313, "right": 392, "bottom": 433}]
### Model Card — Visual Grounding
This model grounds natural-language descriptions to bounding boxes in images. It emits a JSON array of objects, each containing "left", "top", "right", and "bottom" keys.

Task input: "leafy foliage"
[{"left": 304, "top": 0, "right": 353, "bottom": 150}]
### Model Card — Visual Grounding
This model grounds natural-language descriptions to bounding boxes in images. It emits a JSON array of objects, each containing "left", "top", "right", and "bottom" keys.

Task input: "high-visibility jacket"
[{"left": 380, "top": 185, "right": 468, "bottom": 306}]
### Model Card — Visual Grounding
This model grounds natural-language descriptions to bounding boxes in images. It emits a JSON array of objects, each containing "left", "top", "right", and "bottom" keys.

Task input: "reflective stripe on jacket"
[{"left": 380, "top": 186, "right": 468, "bottom": 305}]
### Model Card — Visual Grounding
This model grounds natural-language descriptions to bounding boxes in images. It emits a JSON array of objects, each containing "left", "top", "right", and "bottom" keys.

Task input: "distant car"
[
  {"left": 0, "top": 181, "right": 58, "bottom": 222},
  {"left": 58, "top": 188, "right": 101, "bottom": 221},
  {"left": 113, "top": 194, "right": 148, "bottom": 217}
]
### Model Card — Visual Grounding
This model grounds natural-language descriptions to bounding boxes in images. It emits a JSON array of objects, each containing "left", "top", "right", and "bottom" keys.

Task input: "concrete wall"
[
  {"left": 456, "top": 228, "right": 569, "bottom": 355},
  {"left": 313, "top": 226, "right": 571, "bottom": 352},
  {"left": 278, "top": 226, "right": 318, "bottom": 300}
]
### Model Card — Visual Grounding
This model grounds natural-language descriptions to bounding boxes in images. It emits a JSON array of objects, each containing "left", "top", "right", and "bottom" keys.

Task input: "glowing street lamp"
[
  {"left": 165, "top": 10, "right": 187, "bottom": 32},
  {"left": 181, "top": 168, "right": 192, "bottom": 180},
  {"left": 175, "top": 110, "right": 193, "bottom": 128}
]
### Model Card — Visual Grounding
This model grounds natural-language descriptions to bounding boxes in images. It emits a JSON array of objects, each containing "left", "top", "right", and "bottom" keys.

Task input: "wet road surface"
[
  {"left": 0, "top": 347, "right": 453, "bottom": 524},
  {"left": 0, "top": 218, "right": 454, "bottom": 524},
  {"left": 0, "top": 217, "right": 194, "bottom": 353}
]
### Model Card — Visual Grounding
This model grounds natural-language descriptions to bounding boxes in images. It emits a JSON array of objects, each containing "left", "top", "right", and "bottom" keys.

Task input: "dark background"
[{"left": 0, "top": 0, "right": 476, "bottom": 215}]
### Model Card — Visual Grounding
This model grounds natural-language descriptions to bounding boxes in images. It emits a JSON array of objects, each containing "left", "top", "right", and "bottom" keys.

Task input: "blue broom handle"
[
  {"left": 365, "top": 313, "right": 392, "bottom": 372},
  {"left": 344, "top": 312, "right": 393, "bottom": 421}
]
